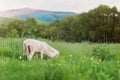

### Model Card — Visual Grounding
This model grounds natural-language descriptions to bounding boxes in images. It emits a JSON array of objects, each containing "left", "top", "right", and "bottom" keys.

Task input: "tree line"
[{"left": 0, "top": 5, "right": 120, "bottom": 42}]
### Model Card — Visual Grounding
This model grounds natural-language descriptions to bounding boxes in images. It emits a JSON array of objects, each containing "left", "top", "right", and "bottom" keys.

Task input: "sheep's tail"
[{"left": 23, "top": 42, "right": 31, "bottom": 56}]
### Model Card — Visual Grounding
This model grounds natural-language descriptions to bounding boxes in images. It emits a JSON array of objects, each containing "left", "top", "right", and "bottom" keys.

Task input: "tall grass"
[{"left": 0, "top": 38, "right": 119, "bottom": 80}]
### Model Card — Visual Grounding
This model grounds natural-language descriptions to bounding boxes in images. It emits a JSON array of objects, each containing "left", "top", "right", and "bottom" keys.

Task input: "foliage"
[
  {"left": 92, "top": 46, "right": 115, "bottom": 61},
  {"left": 49, "top": 5, "right": 120, "bottom": 42},
  {"left": 1, "top": 5, "right": 120, "bottom": 42},
  {"left": 6, "top": 29, "right": 19, "bottom": 38}
]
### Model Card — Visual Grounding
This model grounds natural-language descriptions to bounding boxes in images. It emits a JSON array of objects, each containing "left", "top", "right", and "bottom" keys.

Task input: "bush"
[
  {"left": 6, "top": 29, "right": 19, "bottom": 38},
  {"left": 92, "top": 46, "right": 115, "bottom": 61}
]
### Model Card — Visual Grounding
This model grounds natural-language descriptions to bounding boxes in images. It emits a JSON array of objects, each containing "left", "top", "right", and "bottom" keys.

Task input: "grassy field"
[{"left": 0, "top": 38, "right": 120, "bottom": 80}]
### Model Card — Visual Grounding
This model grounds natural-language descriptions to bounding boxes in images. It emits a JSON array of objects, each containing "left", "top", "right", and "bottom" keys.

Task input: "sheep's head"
[{"left": 47, "top": 50, "right": 59, "bottom": 58}]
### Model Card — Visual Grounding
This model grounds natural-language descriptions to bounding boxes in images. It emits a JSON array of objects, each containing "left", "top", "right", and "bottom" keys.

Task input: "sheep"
[{"left": 23, "top": 39, "right": 59, "bottom": 60}]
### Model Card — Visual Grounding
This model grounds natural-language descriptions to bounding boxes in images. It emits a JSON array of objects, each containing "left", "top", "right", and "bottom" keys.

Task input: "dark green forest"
[{"left": 1, "top": 5, "right": 120, "bottom": 42}]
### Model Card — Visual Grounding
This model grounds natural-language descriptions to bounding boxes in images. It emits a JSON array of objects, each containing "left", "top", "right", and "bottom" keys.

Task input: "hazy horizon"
[{"left": 0, "top": 0, "right": 120, "bottom": 13}]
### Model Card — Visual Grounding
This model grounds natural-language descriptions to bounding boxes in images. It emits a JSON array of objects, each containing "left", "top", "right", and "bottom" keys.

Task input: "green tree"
[
  {"left": 23, "top": 17, "right": 38, "bottom": 37},
  {"left": 6, "top": 29, "right": 19, "bottom": 38}
]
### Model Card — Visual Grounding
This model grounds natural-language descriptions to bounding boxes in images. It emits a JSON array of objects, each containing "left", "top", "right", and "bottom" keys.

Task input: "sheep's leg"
[
  {"left": 41, "top": 52, "right": 44, "bottom": 59},
  {"left": 28, "top": 50, "right": 35, "bottom": 60}
]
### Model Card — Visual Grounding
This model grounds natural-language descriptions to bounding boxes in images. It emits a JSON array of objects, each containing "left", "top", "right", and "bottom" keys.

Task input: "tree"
[
  {"left": 6, "top": 29, "right": 19, "bottom": 38},
  {"left": 23, "top": 17, "right": 38, "bottom": 37}
]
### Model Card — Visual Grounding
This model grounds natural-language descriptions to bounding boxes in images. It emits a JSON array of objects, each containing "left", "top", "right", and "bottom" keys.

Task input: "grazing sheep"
[{"left": 23, "top": 39, "right": 59, "bottom": 60}]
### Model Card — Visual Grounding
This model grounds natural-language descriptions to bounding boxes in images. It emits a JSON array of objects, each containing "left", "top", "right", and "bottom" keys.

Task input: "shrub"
[{"left": 92, "top": 46, "right": 115, "bottom": 61}]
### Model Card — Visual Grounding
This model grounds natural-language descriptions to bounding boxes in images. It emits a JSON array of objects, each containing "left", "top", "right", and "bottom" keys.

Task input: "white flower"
[
  {"left": 99, "top": 59, "right": 101, "bottom": 62},
  {"left": 70, "top": 55, "right": 72, "bottom": 57},
  {"left": 90, "top": 57, "right": 93, "bottom": 60},
  {"left": 58, "top": 64, "right": 61, "bottom": 66},
  {"left": 19, "top": 56, "right": 22, "bottom": 60}
]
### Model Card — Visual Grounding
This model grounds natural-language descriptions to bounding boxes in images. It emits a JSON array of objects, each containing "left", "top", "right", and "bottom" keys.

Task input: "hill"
[
  {"left": 0, "top": 8, "right": 77, "bottom": 23},
  {"left": 0, "top": 16, "right": 13, "bottom": 24}
]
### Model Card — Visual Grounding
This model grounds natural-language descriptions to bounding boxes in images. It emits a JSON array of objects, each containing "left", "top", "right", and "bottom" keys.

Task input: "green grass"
[{"left": 0, "top": 38, "right": 120, "bottom": 80}]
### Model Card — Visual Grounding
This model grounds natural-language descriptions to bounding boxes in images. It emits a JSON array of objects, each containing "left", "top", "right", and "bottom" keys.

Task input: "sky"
[{"left": 0, "top": 0, "right": 120, "bottom": 13}]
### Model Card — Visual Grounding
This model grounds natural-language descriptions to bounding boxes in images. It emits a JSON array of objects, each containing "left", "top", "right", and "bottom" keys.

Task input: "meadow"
[{"left": 0, "top": 38, "right": 119, "bottom": 80}]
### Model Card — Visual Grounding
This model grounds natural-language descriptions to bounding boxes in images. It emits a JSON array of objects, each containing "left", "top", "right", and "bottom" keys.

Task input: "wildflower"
[
  {"left": 19, "top": 56, "right": 22, "bottom": 60},
  {"left": 58, "top": 64, "right": 61, "bottom": 66},
  {"left": 95, "top": 61, "right": 99, "bottom": 64},
  {"left": 90, "top": 57, "right": 93, "bottom": 60},
  {"left": 119, "top": 70, "right": 120, "bottom": 74},
  {"left": 99, "top": 59, "right": 101, "bottom": 62},
  {"left": 70, "top": 55, "right": 72, "bottom": 57}
]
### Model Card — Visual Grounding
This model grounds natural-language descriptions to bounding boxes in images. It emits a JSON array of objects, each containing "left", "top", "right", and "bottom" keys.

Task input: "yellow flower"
[
  {"left": 96, "top": 62, "right": 99, "bottom": 64},
  {"left": 21, "top": 63, "right": 25, "bottom": 68},
  {"left": 94, "top": 61, "right": 99, "bottom": 64}
]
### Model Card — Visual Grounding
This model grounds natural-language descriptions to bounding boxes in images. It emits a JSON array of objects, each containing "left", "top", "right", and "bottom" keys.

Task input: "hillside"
[
  {"left": 0, "top": 8, "right": 77, "bottom": 23},
  {"left": 0, "top": 16, "right": 13, "bottom": 24}
]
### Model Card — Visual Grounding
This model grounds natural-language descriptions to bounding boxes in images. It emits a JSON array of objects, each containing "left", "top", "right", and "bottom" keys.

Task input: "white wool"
[{"left": 23, "top": 39, "right": 59, "bottom": 60}]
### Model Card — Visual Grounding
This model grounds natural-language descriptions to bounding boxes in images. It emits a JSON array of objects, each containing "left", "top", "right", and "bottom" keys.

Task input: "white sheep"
[{"left": 23, "top": 39, "right": 59, "bottom": 60}]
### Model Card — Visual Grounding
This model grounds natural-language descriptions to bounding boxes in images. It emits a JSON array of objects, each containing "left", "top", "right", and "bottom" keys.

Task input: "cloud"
[{"left": 0, "top": 0, "right": 120, "bottom": 13}]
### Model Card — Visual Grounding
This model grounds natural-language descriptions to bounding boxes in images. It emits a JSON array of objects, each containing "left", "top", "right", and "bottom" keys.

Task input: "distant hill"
[{"left": 0, "top": 8, "right": 77, "bottom": 23}]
